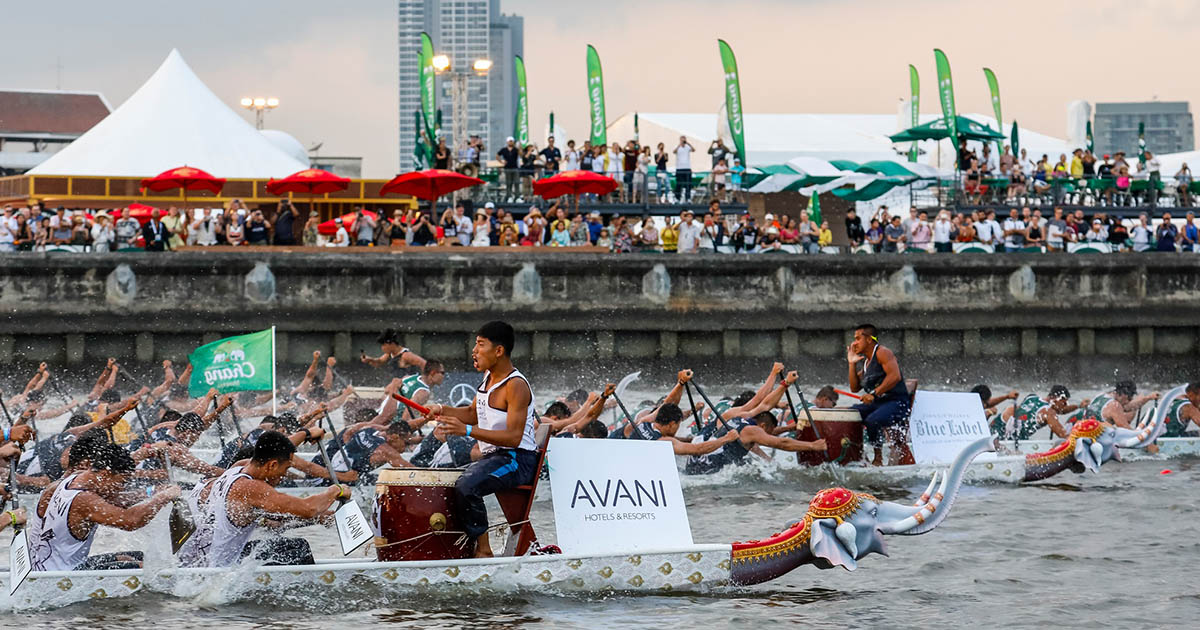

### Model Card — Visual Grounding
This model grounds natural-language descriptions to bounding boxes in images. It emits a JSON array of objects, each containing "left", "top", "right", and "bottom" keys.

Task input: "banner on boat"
[
  {"left": 547, "top": 439, "right": 691, "bottom": 555},
  {"left": 188, "top": 328, "right": 275, "bottom": 397},
  {"left": 909, "top": 391, "right": 993, "bottom": 465}
]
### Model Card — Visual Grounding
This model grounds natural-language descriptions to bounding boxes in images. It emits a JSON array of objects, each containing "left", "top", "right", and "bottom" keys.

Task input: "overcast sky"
[{"left": 5, "top": 0, "right": 1198, "bottom": 177}]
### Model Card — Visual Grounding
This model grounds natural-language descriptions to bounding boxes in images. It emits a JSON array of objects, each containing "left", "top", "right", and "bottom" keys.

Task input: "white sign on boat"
[
  {"left": 547, "top": 439, "right": 692, "bottom": 556},
  {"left": 333, "top": 500, "right": 373, "bottom": 556},
  {"left": 909, "top": 391, "right": 994, "bottom": 465},
  {"left": 9, "top": 530, "right": 31, "bottom": 596}
]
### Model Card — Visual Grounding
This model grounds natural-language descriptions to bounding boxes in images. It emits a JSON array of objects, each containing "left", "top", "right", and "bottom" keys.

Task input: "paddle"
[
  {"left": 226, "top": 400, "right": 244, "bottom": 436},
  {"left": 689, "top": 381, "right": 734, "bottom": 433},
  {"left": 314, "top": 431, "right": 372, "bottom": 556},
  {"left": 132, "top": 403, "right": 195, "bottom": 553},
  {"left": 7, "top": 454, "right": 31, "bottom": 596},
  {"left": 609, "top": 391, "right": 640, "bottom": 438},
  {"left": 321, "top": 409, "right": 355, "bottom": 482},
  {"left": 683, "top": 380, "right": 704, "bottom": 432},
  {"left": 796, "top": 391, "right": 824, "bottom": 441}
]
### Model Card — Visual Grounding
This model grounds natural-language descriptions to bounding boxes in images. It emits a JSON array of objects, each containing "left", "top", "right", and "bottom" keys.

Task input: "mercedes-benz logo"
[{"left": 450, "top": 383, "right": 475, "bottom": 407}]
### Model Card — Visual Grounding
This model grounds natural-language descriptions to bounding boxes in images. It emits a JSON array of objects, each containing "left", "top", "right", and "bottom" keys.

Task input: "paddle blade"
[
  {"left": 169, "top": 500, "right": 197, "bottom": 554},
  {"left": 334, "top": 498, "right": 373, "bottom": 556}
]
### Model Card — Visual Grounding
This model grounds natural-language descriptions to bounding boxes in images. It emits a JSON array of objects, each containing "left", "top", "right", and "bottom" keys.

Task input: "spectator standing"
[
  {"left": 818, "top": 221, "right": 833, "bottom": 250},
  {"left": 1130, "top": 213, "right": 1152, "bottom": 251},
  {"left": 587, "top": 211, "right": 603, "bottom": 244},
  {"left": 634, "top": 146, "right": 651, "bottom": 204},
  {"left": 732, "top": 214, "right": 758, "bottom": 252},
  {"left": 654, "top": 143, "right": 670, "bottom": 203},
  {"left": 1143, "top": 151, "right": 1161, "bottom": 206},
  {"left": 712, "top": 159, "right": 729, "bottom": 202},
  {"left": 729, "top": 158, "right": 745, "bottom": 203},
  {"left": 1002, "top": 209, "right": 1025, "bottom": 252},
  {"left": 409, "top": 211, "right": 436, "bottom": 246},
  {"left": 677, "top": 210, "right": 700, "bottom": 253},
  {"left": 660, "top": 217, "right": 678, "bottom": 253},
  {"left": 540, "top": 137, "right": 561, "bottom": 176},
  {"left": 779, "top": 216, "right": 799, "bottom": 246},
  {"left": 457, "top": 138, "right": 480, "bottom": 178},
  {"left": 622, "top": 140, "right": 640, "bottom": 202},
  {"left": 612, "top": 216, "right": 634, "bottom": 253},
  {"left": 607, "top": 143, "right": 624, "bottom": 202},
  {"left": 901, "top": 208, "right": 918, "bottom": 236},
  {"left": 698, "top": 213, "right": 718, "bottom": 253},
  {"left": 471, "top": 210, "right": 491, "bottom": 246},
  {"left": 163, "top": 207, "right": 187, "bottom": 249},
  {"left": 674, "top": 137, "right": 694, "bottom": 202},
  {"left": 0, "top": 205, "right": 16, "bottom": 252},
  {"left": 1025, "top": 210, "right": 1045, "bottom": 249},
  {"left": 1181, "top": 211, "right": 1198, "bottom": 252},
  {"left": 302, "top": 211, "right": 321, "bottom": 246},
  {"left": 142, "top": 209, "right": 171, "bottom": 251},
  {"left": 563, "top": 140, "right": 580, "bottom": 171},
  {"left": 189, "top": 209, "right": 215, "bottom": 246},
  {"left": 439, "top": 208, "right": 458, "bottom": 246},
  {"left": 580, "top": 142, "right": 594, "bottom": 173},
  {"left": 845, "top": 208, "right": 865, "bottom": 247},
  {"left": 932, "top": 210, "right": 953, "bottom": 253},
  {"left": 90, "top": 214, "right": 116, "bottom": 252},
  {"left": 454, "top": 203, "right": 473, "bottom": 246},
  {"left": 497, "top": 137, "right": 520, "bottom": 202},
  {"left": 1085, "top": 219, "right": 1107, "bottom": 242},
  {"left": 434, "top": 137, "right": 451, "bottom": 170},
  {"left": 798, "top": 211, "right": 818, "bottom": 254},
  {"left": 866, "top": 218, "right": 884, "bottom": 252},
  {"left": 708, "top": 138, "right": 729, "bottom": 168},
  {"left": 908, "top": 211, "right": 933, "bottom": 252},
  {"left": 637, "top": 216, "right": 659, "bottom": 252},
  {"left": 520, "top": 144, "right": 539, "bottom": 201},
  {"left": 1155, "top": 212, "right": 1178, "bottom": 252},
  {"left": 1176, "top": 163, "right": 1193, "bottom": 206},
  {"left": 274, "top": 200, "right": 298, "bottom": 245},
  {"left": 244, "top": 209, "right": 271, "bottom": 245},
  {"left": 883, "top": 215, "right": 905, "bottom": 253},
  {"left": 568, "top": 213, "right": 590, "bottom": 246}
]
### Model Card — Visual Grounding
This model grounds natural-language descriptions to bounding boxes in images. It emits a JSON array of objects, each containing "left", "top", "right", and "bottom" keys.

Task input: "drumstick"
[
  {"left": 834, "top": 388, "right": 862, "bottom": 400},
  {"left": 392, "top": 393, "right": 431, "bottom": 416}
]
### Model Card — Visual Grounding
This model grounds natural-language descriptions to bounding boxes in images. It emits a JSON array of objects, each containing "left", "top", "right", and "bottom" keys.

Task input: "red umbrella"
[
  {"left": 379, "top": 169, "right": 482, "bottom": 201},
  {"left": 318, "top": 209, "right": 379, "bottom": 236},
  {"left": 125, "top": 202, "right": 159, "bottom": 225},
  {"left": 533, "top": 170, "right": 618, "bottom": 199},
  {"left": 267, "top": 168, "right": 352, "bottom": 220},
  {"left": 140, "top": 165, "right": 226, "bottom": 212}
]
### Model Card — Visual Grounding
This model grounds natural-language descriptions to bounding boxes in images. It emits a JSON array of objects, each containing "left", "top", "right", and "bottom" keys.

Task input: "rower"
[
  {"left": 971, "top": 384, "right": 1020, "bottom": 420},
  {"left": 1162, "top": 382, "right": 1200, "bottom": 437},
  {"left": 631, "top": 403, "right": 740, "bottom": 455},
  {"left": 177, "top": 431, "right": 345, "bottom": 568},
  {"left": 546, "top": 385, "right": 614, "bottom": 438},
  {"left": 361, "top": 328, "right": 427, "bottom": 376},
  {"left": 399, "top": 359, "right": 446, "bottom": 424},
  {"left": 426, "top": 321, "right": 539, "bottom": 558},
  {"left": 27, "top": 440, "right": 179, "bottom": 571},
  {"left": 318, "top": 417, "right": 415, "bottom": 483},
  {"left": 20, "top": 399, "right": 139, "bottom": 487},
  {"left": 997, "top": 385, "right": 1081, "bottom": 441},
  {"left": 609, "top": 371, "right": 692, "bottom": 439},
  {"left": 684, "top": 407, "right": 825, "bottom": 475},
  {"left": 846, "top": 324, "right": 910, "bottom": 466},
  {"left": 1086, "top": 380, "right": 1160, "bottom": 429}
]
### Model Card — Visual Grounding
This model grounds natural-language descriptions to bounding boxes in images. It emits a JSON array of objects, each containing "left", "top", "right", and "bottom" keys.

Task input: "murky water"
[{"left": 5, "top": 382, "right": 1198, "bottom": 628}]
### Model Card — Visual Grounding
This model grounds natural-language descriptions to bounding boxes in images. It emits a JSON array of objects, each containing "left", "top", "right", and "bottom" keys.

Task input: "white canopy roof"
[{"left": 30, "top": 50, "right": 308, "bottom": 179}]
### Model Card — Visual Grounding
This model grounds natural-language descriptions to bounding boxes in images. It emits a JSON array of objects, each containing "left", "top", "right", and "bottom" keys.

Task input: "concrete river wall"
[{"left": 1, "top": 251, "right": 1197, "bottom": 386}]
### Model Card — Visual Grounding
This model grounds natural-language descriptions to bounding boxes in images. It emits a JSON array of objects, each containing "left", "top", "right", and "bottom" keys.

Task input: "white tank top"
[
  {"left": 474, "top": 368, "right": 537, "bottom": 455},
  {"left": 179, "top": 466, "right": 254, "bottom": 568},
  {"left": 29, "top": 474, "right": 97, "bottom": 571}
]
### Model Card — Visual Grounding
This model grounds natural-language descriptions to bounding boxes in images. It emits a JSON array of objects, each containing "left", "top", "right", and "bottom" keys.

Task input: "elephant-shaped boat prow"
[
  {"left": 1020, "top": 384, "right": 1183, "bottom": 483},
  {"left": 729, "top": 435, "right": 995, "bottom": 585}
]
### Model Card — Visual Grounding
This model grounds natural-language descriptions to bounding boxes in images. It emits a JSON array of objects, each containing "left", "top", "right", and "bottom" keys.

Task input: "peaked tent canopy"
[
  {"left": 29, "top": 49, "right": 308, "bottom": 179},
  {"left": 889, "top": 116, "right": 1006, "bottom": 143}
]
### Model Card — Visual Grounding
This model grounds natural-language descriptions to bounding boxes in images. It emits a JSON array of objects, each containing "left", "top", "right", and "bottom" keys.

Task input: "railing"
[{"left": 916, "top": 173, "right": 1200, "bottom": 214}]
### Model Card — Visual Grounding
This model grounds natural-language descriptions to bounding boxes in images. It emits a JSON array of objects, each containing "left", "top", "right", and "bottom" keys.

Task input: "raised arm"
[
  {"left": 65, "top": 399, "right": 139, "bottom": 437},
  {"left": 724, "top": 363, "right": 783, "bottom": 420},
  {"left": 88, "top": 359, "right": 116, "bottom": 400},
  {"left": 176, "top": 363, "right": 192, "bottom": 386},
  {"left": 322, "top": 357, "right": 337, "bottom": 392},
  {"left": 743, "top": 372, "right": 799, "bottom": 417},
  {"left": 292, "top": 351, "right": 322, "bottom": 396},
  {"left": 200, "top": 394, "right": 235, "bottom": 432},
  {"left": 150, "top": 360, "right": 176, "bottom": 400}
]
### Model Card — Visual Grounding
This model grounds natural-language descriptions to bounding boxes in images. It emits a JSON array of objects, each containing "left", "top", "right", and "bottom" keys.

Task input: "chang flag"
[
  {"left": 514, "top": 55, "right": 530, "bottom": 146},
  {"left": 189, "top": 328, "right": 275, "bottom": 397},
  {"left": 718, "top": 39, "right": 746, "bottom": 167},
  {"left": 983, "top": 67, "right": 1003, "bottom": 154},
  {"left": 419, "top": 32, "right": 437, "bottom": 159},
  {"left": 585, "top": 45, "right": 607, "bottom": 147},
  {"left": 933, "top": 49, "right": 958, "bottom": 160},
  {"left": 807, "top": 192, "right": 821, "bottom": 225},
  {"left": 908, "top": 64, "right": 920, "bottom": 162}
]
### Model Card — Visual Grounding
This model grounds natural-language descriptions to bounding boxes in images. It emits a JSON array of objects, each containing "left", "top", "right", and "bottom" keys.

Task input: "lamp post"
[
  {"left": 432, "top": 55, "right": 492, "bottom": 150},
  {"left": 240, "top": 97, "right": 280, "bottom": 130}
]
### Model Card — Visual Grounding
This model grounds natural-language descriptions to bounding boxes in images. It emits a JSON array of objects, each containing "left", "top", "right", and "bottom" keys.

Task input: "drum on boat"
[
  {"left": 793, "top": 408, "right": 865, "bottom": 466},
  {"left": 374, "top": 468, "right": 473, "bottom": 562}
]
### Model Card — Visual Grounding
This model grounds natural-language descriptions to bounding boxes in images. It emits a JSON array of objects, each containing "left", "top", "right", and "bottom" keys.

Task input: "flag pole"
[{"left": 271, "top": 325, "right": 277, "bottom": 415}]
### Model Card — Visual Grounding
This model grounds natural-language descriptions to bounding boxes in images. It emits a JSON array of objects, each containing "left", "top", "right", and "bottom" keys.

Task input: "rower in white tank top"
[
  {"left": 474, "top": 368, "right": 538, "bottom": 454},
  {"left": 29, "top": 474, "right": 98, "bottom": 571},
  {"left": 178, "top": 465, "right": 254, "bottom": 568}
]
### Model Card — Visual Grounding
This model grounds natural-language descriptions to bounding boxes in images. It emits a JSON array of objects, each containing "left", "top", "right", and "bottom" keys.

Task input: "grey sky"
[{"left": 5, "top": 0, "right": 1199, "bottom": 177}]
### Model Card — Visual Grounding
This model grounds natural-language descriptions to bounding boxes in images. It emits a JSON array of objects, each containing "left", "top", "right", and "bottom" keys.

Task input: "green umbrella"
[{"left": 890, "top": 115, "right": 1005, "bottom": 143}]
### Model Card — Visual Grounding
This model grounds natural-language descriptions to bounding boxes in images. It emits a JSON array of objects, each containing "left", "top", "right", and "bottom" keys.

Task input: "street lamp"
[
  {"left": 241, "top": 96, "right": 280, "bottom": 129},
  {"left": 432, "top": 55, "right": 492, "bottom": 152}
]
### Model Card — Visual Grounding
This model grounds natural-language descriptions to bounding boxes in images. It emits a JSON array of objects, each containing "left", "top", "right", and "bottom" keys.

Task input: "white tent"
[{"left": 30, "top": 50, "right": 308, "bottom": 179}]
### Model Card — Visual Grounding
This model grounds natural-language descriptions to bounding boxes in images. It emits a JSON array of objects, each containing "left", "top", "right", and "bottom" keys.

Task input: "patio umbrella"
[
  {"left": 318, "top": 209, "right": 379, "bottom": 236},
  {"left": 266, "top": 168, "right": 351, "bottom": 217},
  {"left": 380, "top": 169, "right": 483, "bottom": 221},
  {"left": 532, "top": 170, "right": 618, "bottom": 213},
  {"left": 140, "top": 165, "right": 226, "bottom": 212},
  {"left": 889, "top": 116, "right": 1006, "bottom": 143}
]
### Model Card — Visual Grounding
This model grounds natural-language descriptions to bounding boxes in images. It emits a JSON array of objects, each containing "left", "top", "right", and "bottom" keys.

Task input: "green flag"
[
  {"left": 418, "top": 32, "right": 437, "bottom": 161},
  {"left": 514, "top": 55, "right": 530, "bottom": 146},
  {"left": 1138, "top": 121, "right": 1146, "bottom": 158},
  {"left": 718, "top": 39, "right": 747, "bottom": 167},
  {"left": 982, "top": 67, "right": 1003, "bottom": 155},
  {"left": 807, "top": 192, "right": 821, "bottom": 225},
  {"left": 908, "top": 64, "right": 920, "bottom": 162},
  {"left": 1086, "top": 120, "right": 1094, "bottom": 153},
  {"left": 188, "top": 329, "right": 275, "bottom": 397},
  {"left": 412, "top": 110, "right": 426, "bottom": 169},
  {"left": 1010, "top": 120, "right": 1020, "bottom": 159},
  {"left": 586, "top": 45, "right": 607, "bottom": 147},
  {"left": 933, "top": 49, "right": 958, "bottom": 165}
]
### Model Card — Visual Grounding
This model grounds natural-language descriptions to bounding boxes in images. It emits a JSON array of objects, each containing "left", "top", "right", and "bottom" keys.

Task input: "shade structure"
[
  {"left": 889, "top": 116, "right": 1006, "bottom": 143},
  {"left": 125, "top": 202, "right": 159, "bottom": 225},
  {"left": 266, "top": 168, "right": 351, "bottom": 196},
  {"left": 380, "top": 169, "right": 482, "bottom": 201},
  {"left": 532, "top": 170, "right": 618, "bottom": 199},
  {"left": 318, "top": 210, "right": 379, "bottom": 236},
  {"left": 140, "top": 165, "right": 226, "bottom": 194}
]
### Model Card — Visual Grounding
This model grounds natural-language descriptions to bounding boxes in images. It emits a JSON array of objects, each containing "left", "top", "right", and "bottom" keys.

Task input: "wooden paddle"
[{"left": 132, "top": 403, "right": 195, "bottom": 553}]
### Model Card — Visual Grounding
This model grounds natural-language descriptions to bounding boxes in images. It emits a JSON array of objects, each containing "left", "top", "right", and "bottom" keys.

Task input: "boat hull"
[{"left": 2, "top": 545, "right": 733, "bottom": 611}]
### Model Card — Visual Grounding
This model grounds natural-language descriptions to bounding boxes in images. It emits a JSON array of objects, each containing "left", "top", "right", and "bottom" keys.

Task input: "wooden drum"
[
  {"left": 793, "top": 408, "right": 865, "bottom": 466},
  {"left": 374, "top": 468, "right": 473, "bottom": 562}
]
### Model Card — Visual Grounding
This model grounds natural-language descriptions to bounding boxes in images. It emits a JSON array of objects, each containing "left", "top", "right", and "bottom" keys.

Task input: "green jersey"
[
  {"left": 400, "top": 374, "right": 430, "bottom": 400},
  {"left": 1009, "top": 394, "right": 1049, "bottom": 440},
  {"left": 1085, "top": 394, "right": 1114, "bottom": 422},
  {"left": 1163, "top": 398, "right": 1195, "bottom": 438}
]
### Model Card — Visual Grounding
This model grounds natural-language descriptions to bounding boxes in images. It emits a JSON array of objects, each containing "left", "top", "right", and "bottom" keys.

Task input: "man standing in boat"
[
  {"left": 426, "top": 321, "right": 539, "bottom": 558},
  {"left": 846, "top": 324, "right": 909, "bottom": 466}
]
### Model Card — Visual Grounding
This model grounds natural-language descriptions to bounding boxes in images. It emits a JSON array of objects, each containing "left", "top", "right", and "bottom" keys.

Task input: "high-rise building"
[
  {"left": 1093, "top": 101, "right": 1194, "bottom": 156},
  {"left": 397, "top": 0, "right": 523, "bottom": 169}
]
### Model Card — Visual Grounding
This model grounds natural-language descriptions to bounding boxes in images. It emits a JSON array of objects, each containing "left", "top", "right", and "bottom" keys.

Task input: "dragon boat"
[{"left": 2, "top": 431, "right": 997, "bottom": 611}]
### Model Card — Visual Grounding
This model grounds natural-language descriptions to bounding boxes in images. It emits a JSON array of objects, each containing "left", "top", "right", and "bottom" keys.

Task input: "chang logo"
[{"left": 204, "top": 340, "right": 255, "bottom": 385}]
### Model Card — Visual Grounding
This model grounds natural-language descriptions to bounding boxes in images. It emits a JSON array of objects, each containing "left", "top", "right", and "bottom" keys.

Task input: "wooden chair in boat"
[{"left": 494, "top": 422, "right": 552, "bottom": 556}]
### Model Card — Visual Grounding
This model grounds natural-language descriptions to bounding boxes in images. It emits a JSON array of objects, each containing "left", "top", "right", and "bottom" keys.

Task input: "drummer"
[
  {"left": 426, "top": 321, "right": 539, "bottom": 558},
  {"left": 845, "top": 324, "right": 910, "bottom": 466}
]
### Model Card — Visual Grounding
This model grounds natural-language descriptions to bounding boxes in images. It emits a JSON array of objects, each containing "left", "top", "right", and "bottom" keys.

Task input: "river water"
[{"left": 5, "top": 384, "right": 1199, "bottom": 628}]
